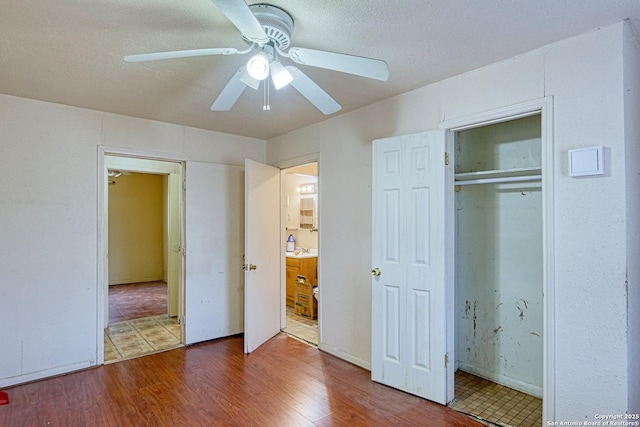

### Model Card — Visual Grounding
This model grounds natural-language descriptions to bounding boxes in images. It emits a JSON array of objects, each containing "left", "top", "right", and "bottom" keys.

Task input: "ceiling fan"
[{"left": 124, "top": 0, "right": 389, "bottom": 115}]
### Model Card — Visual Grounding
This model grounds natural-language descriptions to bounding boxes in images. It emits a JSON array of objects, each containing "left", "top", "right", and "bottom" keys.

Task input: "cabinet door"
[{"left": 285, "top": 264, "right": 298, "bottom": 307}]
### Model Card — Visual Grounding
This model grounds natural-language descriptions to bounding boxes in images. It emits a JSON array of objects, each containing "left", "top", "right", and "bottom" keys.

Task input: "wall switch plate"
[{"left": 568, "top": 146, "right": 604, "bottom": 177}]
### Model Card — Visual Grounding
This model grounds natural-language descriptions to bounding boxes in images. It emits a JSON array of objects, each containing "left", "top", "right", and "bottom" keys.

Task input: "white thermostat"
[{"left": 568, "top": 146, "right": 604, "bottom": 177}]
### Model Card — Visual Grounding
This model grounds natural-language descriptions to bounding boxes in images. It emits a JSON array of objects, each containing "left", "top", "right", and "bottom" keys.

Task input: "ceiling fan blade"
[
  {"left": 212, "top": 0, "right": 269, "bottom": 45},
  {"left": 288, "top": 47, "right": 389, "bottom": 81},
  {"left": 124, "top": 48, "right": 241, "bottom": 62},
  {"left": 286, "top": 66, "right": 342, "bottom": 115},
  {"left": 211, "top": 66, "right": 249, "bottom": 111}
]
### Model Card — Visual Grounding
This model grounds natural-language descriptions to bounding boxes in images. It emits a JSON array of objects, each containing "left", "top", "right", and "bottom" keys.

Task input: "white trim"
[
  {"left": 541, "top": 98, "right": 556, "bottom": 424},
  {"left": 99, "top": 145, "right": 187, "bottom": 162},
  {"left": 444, "top": 131, "right": 456, "bottom": 403},
  {"left": 96, "top": 149, "right": 106, "bottom": 365},
  {"left": 97, "top": 146, "right": 187, "bottom": 365},
  {"left": 0, "top": 360, "right": 93, "bottom": 388},
  {"left": 439, "top": 97, "right": 555, "bottom": 421},
  {"left": 271, "top": 152, "right": 319, "bottom": 170},
  {"left": 440, "top": 99, "right": 547, "bottom": 131},
  {"left": 457, "top": 362, "right": 542, "bottom": 398},
  {"left": 319, "top": 343, "right": 371, "bottom": 371}
]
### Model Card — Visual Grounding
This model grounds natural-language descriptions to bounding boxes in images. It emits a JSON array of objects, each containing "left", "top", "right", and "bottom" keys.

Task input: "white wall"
[
  {"left": 0, "top": 94, "right": 265, "bottom": 387},
  {"left": 267, "top": 22, "right": 636, "bottom": 419}
]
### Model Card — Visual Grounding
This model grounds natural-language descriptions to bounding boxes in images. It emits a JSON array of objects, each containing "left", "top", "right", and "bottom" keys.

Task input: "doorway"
[
  {"left": 370, "top": 98, "right": 554, "bottom": 424},
  {"left": 282, "top": 162, "right": 319, "bottom": 345},
  {"left": 447, "top": 115, "right": 543, "bottom": 426},
  {"left": 102, "top": 155, "right": 185, "bottom": 363}
]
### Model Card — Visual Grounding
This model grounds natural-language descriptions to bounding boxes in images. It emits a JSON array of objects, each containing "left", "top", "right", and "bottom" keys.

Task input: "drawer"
[{"left": 286, "top": 257, "right": 300, "bottom": 268}]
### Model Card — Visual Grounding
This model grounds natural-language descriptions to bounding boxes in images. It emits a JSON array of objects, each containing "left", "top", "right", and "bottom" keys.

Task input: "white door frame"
[
  {"left": 97, "top": 146, "right": 186, "bottom": 364},
  {"left": 440, "top": 97, "right": 555, "bottom": 421},
  {"left": 272, "top": 154, "right": 321, "bottom": 338}
]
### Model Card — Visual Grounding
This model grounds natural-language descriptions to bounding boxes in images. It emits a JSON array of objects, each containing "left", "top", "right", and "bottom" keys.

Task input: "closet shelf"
[{"left": 454, "top": 166, "right": 541, "bottom": 180}]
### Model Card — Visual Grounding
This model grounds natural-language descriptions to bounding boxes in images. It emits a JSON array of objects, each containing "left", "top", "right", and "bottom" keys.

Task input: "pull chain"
[{"left": 263, "top": 80, "right": 270, "bottom": 111}]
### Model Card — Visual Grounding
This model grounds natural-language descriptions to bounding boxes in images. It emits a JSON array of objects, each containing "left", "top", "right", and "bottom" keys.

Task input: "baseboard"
[
  {"left": 0, "top": 360, "right": 94, "bottom": 388},
  {"left": 109, "top": 277, "right": 165, "bottom": 286},
  {"left": 457, "top": 362, "right": 543, "bottom": 398},
  {"left": 318, "top": 342, "right": 371, "bottom": 371}
]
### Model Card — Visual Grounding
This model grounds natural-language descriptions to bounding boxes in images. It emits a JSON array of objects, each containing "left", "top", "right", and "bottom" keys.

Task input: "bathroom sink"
[{"left": 286, "top": 249, "right": 318, "bottom": 259}]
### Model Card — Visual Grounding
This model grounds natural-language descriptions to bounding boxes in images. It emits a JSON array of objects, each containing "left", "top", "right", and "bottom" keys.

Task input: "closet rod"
[{"left": 455, "top": 175, "right": 541, "bottom": 186}]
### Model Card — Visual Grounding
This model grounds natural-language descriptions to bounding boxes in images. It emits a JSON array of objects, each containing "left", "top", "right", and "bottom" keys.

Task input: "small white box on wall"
[{"left": 568, "top": 146, "right": 605, "bottom": 177}]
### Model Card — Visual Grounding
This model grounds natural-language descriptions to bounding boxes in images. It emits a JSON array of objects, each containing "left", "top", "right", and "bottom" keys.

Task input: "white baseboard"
[
  {"left": 109, "top": 277, "right": 165, "bottom": 286},
  {"left": 318, "top": 342, "right": 371, "bottom": 371},
  {"left": 457, "top": 362, "right": 543, "bottom": 398},
  {"left": 0, "top": 360, "right": 94, "bottom": 388}
]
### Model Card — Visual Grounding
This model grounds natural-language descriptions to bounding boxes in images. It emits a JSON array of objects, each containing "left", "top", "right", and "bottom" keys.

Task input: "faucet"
[{"left": 300, "top": 247, "right": 310, "bottom": 254}]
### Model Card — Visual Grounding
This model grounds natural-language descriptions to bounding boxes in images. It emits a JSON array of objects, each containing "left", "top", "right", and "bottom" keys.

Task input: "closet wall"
[{"left": 455, "top": 115, "right": 543, "bottom": 396}]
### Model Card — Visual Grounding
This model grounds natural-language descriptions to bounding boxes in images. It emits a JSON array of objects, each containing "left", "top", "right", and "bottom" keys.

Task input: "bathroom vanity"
[{"left": 285, "top": 253, "right": 317, "bottom": 308}]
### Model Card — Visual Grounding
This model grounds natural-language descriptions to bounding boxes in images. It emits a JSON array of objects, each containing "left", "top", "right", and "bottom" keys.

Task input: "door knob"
[
  {"left": 249, "top": 264, "right": 257, "bottom": 271},
  {"left": 371, "top": 267, "right": 382, "bottom": 277}
]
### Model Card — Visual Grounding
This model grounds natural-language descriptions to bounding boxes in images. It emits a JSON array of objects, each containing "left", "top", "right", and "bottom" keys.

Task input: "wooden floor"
[
  {"left": 0, "top": 334, "right": 482, "bottom": 426},
  {"left": 109, "top": 281, "right": 167, "bottom": 323}
]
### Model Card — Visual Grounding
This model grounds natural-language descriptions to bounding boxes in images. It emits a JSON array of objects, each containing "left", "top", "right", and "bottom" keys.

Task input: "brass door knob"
[
  {"left": 371, "top": 267, "right": 382, "bottom": 277},
  {"left": 249, "top": 264, "right": 257, "bottom": 271}
]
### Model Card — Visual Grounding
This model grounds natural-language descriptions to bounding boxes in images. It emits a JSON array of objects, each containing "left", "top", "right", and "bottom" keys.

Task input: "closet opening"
[
  {"left": 448, "top": 115, "right": 543, "bottom": 426},
  {"left": 281, "top": 162, "right": 319, "bottom": 346}
]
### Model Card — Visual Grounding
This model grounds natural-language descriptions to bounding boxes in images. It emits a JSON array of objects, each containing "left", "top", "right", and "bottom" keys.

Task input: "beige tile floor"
[
  {"left": 105, "top": 314, "right": 182, "bottom": 363},
  {"left": 449, "top": 370, "right": 542, "bottom": 427},
  {"left": 282, "top": 306, "right": 318, "bottom": 345}
]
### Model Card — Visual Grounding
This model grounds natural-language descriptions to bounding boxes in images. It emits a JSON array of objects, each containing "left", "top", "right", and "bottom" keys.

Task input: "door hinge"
[
  {"left": 183, "top": 179, "right": 187, "bottom": 192},
  {"left": 445, "top": 152, "right": 450, "bottom": 166},
  {"left": 444, "top": 352, "right": 449, "bottom": 368}
]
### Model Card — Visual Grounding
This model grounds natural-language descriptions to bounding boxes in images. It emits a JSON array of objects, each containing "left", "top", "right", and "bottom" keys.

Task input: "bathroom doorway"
[{"left": 282, "top": 162, "right": 319, "bottom": 345}]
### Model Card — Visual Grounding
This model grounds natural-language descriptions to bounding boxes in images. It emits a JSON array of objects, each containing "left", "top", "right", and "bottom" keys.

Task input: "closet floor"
[
  {"left": 449, "top": 370, "right": 542, "bottom": 427},
  {"left": 105, "top": 315, "right": 181, "bottom": 363},
  {"left": 283, "top": 306, "right": 318, "bottom": 345}
]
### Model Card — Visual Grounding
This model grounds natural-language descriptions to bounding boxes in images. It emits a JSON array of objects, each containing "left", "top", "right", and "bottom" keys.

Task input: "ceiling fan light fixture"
[
  {"left": 246, "top": 51, "right": 270, "bottom": 80},
  {"left": 240, "top": 68, "right": 261, "bottom": 90},
  {"left": 270, "top": 60, "right": 293, "bottom": 89}
]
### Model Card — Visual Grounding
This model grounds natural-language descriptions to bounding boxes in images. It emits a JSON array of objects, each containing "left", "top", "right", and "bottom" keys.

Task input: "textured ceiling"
[{"left": 2, "top": 0, "right": 640, "bottom": 140}]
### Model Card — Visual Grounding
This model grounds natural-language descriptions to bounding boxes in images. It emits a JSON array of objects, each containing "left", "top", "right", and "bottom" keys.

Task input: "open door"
[
  {"left": 184, "top": 161, "right": 244, "bottom": 345},
  {"left": 167, "top": 171, "right": 181, "bottom": 318},
  {"left": 371, "top": 130, "right": 451, "bottom": 404},
  {"left": 244, "top": 159, "right": 281, "bottom": 353}
]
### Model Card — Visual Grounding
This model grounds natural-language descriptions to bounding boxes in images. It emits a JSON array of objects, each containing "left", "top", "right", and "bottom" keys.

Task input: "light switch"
[{"left": 568, "top": 146, "right": 604, "bottom": 177}]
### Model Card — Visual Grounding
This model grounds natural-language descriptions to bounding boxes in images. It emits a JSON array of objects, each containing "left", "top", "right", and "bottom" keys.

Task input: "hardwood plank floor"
[
  {"left": 109, "top": 281, "right": 167, "bottom": 323},
  {"left": 0, "top": 334, "right": 483, "bottom": 426}
]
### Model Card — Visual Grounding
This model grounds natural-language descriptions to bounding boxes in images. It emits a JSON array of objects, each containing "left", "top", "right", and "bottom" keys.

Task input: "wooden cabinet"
[{"left": 285, "top": 256, "right": 317, "bottom": 308}]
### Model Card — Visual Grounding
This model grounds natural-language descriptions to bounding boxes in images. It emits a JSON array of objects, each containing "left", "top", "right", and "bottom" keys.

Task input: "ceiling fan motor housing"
[{"left": 243, "top": 4, "right": 294, "bottom": 50}]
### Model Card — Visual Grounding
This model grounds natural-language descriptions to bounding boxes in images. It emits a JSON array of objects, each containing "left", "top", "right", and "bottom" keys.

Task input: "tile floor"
[
  {"left": 105, "top": 315, "right": 182, "bottom": 363},
  {"left": 449, "top": 370, "right": 542, "bottom": 427},
  {"left": 282, "top": 306, "right": 318, "bottom": 345}
]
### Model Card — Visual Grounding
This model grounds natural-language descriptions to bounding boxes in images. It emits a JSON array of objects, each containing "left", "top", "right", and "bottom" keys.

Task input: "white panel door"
[
  {"left": 244, "top": 159, "right": 281, "bottom": 353},
  {"left": 184, "top": 161, "right": 244, "bottom": 345},
  {"left": 167, "top": 171, "right": 181, "bottom": 318},
  {"left": 371, "top": 130, "right": 449, "bottom": 404}
]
